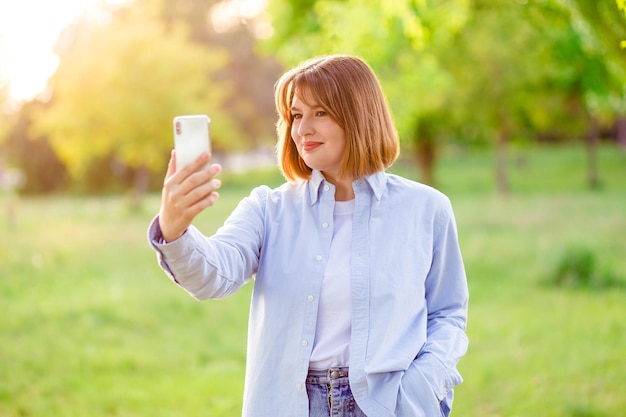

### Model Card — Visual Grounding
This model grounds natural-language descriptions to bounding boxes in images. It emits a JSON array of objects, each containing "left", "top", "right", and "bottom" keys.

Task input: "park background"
[{"left": 1, "top": 0, "right": 625, "bottom": 416}]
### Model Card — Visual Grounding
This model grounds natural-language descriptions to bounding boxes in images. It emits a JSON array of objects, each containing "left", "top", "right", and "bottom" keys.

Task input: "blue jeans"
[{"left": 306, "top": 367, "right": 367, "bottom": 417}]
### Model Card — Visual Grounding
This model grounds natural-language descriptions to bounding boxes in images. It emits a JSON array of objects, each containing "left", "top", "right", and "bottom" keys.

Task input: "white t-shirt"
[{"left": 309, "top": 199, "right": 354, "bottom": 370}]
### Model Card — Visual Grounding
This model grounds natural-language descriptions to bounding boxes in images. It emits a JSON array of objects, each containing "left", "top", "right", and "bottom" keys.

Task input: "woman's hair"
[{"left": 274, "top": 54, "right": 399, "bottom": 182}]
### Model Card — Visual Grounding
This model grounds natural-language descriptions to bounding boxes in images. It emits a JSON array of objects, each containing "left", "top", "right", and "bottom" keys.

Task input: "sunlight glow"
[
  {"left": 210, "top": 0, "right": 272, "bottom": 39},
  {"left": 0, "top": 0, "right": 130, "bottom": 103},
  {"left": 0, "top": 0, "right": 268, "bottom": 105}
]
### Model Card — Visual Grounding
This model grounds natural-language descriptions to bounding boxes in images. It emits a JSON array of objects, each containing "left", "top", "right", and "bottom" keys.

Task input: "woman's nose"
[{"left": 297, "top": 116, "right": 314, "bottom": 136}]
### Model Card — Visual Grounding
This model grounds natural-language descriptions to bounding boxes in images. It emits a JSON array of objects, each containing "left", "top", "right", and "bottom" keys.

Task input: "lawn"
[{"left": 1, "top": 144, "right": 625, "bottom": 416}]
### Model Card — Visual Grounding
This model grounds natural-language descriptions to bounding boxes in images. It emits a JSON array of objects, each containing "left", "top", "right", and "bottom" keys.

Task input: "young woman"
[{"left": 149, "top": 54, "right": 469, "bottom": 417}]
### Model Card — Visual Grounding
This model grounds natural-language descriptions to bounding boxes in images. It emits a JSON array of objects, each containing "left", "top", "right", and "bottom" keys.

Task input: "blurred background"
[
  {"left": 0, "top": 0, "right": 624, "bottom": 195},
  {"left": 1, "top": 1, "right": 625, "bottom": 416}
]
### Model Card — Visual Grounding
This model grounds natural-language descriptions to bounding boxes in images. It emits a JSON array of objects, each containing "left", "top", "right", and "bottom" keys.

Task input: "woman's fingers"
[
  {"left": 177, "top": 177, "right": 221, "bottom": 210},
  {"left": 184, "top": 184, "right": 221, "bottom": 218},
  {"left": 165, "top": 151, "right": 209, "bottom": 187},
  {"left": 164, "top": 150, "right": 219, "bottom": 193},
  {"left": 165, "top": 149, "right": 177, "bottom": 179},
  {"left": 159, "top": 153, "right": 222, "bottom": 242},
  {"left": 178, "top": 152, "right": 210, "bottom": 178},
  {"left": 164, "top": 165, "right": 221, "bottom": 212}
]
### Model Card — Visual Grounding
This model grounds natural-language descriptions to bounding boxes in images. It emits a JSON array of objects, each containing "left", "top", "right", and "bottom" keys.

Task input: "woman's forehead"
[{"left": 292, "top": 84, "right": 321, "bottom": 107}]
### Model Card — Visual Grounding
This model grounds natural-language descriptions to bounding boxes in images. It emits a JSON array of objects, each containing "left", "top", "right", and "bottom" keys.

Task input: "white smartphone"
[{"left": 173, "top": 115, "right": 211, "bottom": 170}]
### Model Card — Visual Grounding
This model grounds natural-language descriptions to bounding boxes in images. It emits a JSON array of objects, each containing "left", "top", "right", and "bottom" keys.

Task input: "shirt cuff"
[
  {"left": 147, "top": 215, "right": 189, "bottom": 246},
  {"left": 147, "top": 215, "right": 199, "bottom": 281}
]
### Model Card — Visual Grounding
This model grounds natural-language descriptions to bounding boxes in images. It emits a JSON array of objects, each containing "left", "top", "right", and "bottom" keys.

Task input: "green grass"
[
  {"left": 1, "top": 144, "right": 625, "bottom": 416},
  {"left": 452, "top": 191, "right": 626, "bottom": 416}
]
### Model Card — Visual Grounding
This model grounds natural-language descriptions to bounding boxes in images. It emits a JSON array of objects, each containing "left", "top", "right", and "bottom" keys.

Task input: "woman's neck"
[{"left": 323, "top": 172, "right": 355, "bottom": 201}]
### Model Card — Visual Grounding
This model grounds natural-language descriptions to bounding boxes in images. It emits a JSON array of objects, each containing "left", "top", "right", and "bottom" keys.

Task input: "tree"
[
  {"left": 263, "top": 0, "right": 470, "bottom": 186},
  {"left": 552, "top": 0, "right": 626, "bottom": 186},
  {"left": 2, "top": 101, "right": 68, "bottom": 194},
  {"left": 34, "top": 3, "right": 242, "bottom": 193},
  {"left": 264, "top": 0, "right": 626, "bottom": 191},
  {"left": 156, "top": 0, "right": 284, "bottom": 150},
  {"left": 439, "top": 1, "right": 574, "bottom": 193}
]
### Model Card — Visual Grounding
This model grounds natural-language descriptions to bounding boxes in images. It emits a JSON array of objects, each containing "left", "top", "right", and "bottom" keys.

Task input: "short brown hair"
[{"left": 274, "top": 55, "right": 399, "bottom": 182}]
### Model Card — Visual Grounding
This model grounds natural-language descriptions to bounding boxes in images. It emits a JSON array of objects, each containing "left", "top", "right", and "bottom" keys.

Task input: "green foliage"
[
  {"left": 555, "top": 246, "right": 597, "bottom": 287},
  {"left": 442, "top": 2, "right": 540, "bottom": 138},
  {"left": 264, "top": 0, "right": 626, "bottom": 188},
  {"left": 3, "top": 0, "right": 282, "bottom": 195},
  {"left": 33, "top": 5, "right": 243, "bottom": 182},
  {"left": 1, "top": 101, "right": 68, "bottom": 194},
  {"left": 572, "top": 0, "right": 626, "bottom": 57},
  {"left": 155, "top": 0, "right": 283, "bottom": 149},
  {"left": 619, "top": 0, "right": 626, "bottom": 47},
  {"left": 544, "top": 245, "right": 621, "bottom": 289},
  {"left": 4, "top": 0, "right": 621, "bottom": 194},
  {"left": 565, "top": 0, "right": 626, "bottom": 120},
  {"left": 264, "top": 0, "right": 470, "bottom": 143}
]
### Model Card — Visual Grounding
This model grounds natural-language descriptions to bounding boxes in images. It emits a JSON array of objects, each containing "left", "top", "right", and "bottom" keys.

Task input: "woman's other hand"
[{"left": 159, "top": 150, "right": 222, "bottom": 242}]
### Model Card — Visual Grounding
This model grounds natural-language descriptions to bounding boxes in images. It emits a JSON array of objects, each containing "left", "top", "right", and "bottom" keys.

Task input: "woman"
[{"left": 148, "top": 54, "right": 469, "bottom": 417}]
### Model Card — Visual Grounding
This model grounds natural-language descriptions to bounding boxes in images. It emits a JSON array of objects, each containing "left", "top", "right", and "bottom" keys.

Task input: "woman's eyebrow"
[{"left": 290, "top": 104, "right": 323, "bottom": 112}]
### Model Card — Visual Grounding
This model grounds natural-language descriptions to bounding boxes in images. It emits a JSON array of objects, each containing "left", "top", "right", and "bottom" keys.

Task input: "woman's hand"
[{"left": 158, "top": 150, "right": 222, "bottom": 243}]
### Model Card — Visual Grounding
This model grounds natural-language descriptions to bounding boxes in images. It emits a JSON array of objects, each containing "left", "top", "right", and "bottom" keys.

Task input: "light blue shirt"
[{"left": 148, "top": 170, "right": 469, "bottom": 417}]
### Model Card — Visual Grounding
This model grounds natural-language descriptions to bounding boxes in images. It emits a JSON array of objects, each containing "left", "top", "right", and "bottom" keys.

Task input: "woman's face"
[{"left": 290, "top": 91, "right": 346, "bottom": 179}]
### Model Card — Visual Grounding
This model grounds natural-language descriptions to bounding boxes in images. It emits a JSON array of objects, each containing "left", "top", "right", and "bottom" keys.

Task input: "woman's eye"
[
  {"left": 291, "top": 113, "right": 302, "bottom": 120},
  {"left": 316, "top": 111, "right": 327, "bottom": 117}
]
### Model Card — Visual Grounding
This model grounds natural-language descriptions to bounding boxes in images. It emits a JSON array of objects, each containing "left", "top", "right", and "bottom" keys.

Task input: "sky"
[
  {"left": 0, "top": 0, "right": 267, "bottom": 104},
  {"left": 0, "top": 0, "right": 134, "bottom": 102}
]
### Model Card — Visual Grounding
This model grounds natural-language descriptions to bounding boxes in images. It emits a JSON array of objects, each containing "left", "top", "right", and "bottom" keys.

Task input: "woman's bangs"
[{"left": 294, "top": 72, "right": 333, "bottom": 108}]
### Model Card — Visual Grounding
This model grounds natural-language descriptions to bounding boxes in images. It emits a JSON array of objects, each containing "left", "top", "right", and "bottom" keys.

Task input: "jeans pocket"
[{"left": 395, "top": 365, "right": 444, "bottom": 417}]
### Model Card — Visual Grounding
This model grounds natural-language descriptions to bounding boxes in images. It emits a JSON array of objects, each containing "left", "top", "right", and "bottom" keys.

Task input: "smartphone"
[{"left": 173, "top": 115, "right": 211, "bottom": 170}]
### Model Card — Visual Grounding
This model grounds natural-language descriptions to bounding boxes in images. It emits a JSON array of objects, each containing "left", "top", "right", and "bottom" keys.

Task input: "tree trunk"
[
  {"left": 414, "top": 140, "right": 436, "bottom": 186},
  {"left": 128, "top": 166, "right": 151, "bottom": 211},
  {"left": 616, "top": 117, "right": 626, "bottom": 150},
  {"left": 586, "top": 117, "right": 601, "bottom": 190}
]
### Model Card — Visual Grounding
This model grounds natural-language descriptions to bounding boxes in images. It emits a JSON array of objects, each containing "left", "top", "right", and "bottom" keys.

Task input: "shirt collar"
[{"left": 307, "top": 170, "right": 387, "bottom": 204}]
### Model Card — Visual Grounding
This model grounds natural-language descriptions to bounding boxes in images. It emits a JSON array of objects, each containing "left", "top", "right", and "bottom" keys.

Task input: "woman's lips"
[{"left": 303, "top": 142, "right": 322, "bottom": 152}]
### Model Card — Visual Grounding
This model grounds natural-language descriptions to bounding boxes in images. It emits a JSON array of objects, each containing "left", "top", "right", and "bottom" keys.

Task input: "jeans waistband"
[{"left": 307, "top": 366, "right": 349, "bottom": 379}]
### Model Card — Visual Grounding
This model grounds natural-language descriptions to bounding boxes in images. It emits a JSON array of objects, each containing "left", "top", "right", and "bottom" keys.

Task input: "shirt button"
[
  {"left": 323, "top": 185, "right": 330, "bottom": 191},
  {"left": 296, "top": 383, "right": 303, "bottom": 390},
  {"left": 322, "top": 222, "right": 329, "bottom": 228},
  {"left": 315, "top": 255, "right": 322, "bottom": 261},
  {"left": 301, "top": 339, "right": 308, "bottom": 347},
  {"left": 307, "top": 295, "right": 314, "bottom": 302}
]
